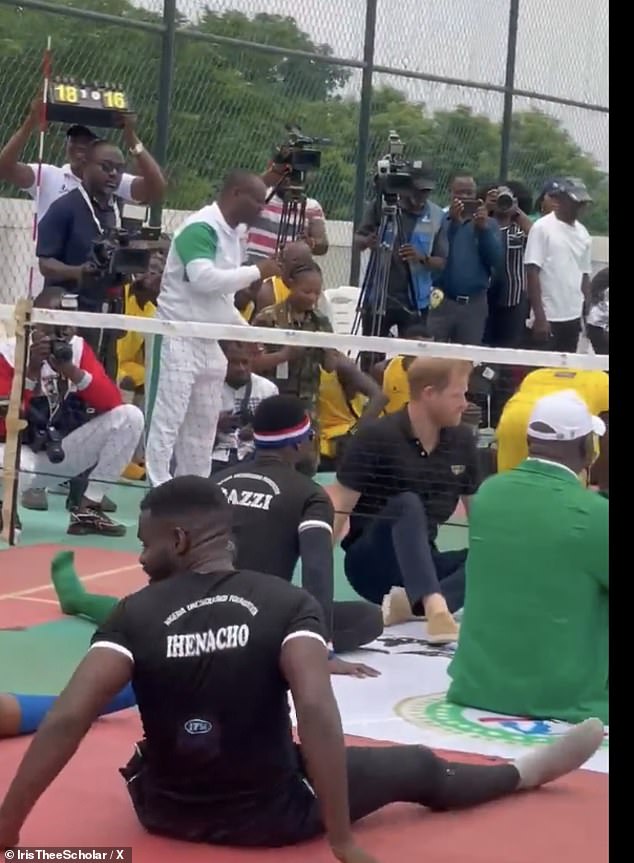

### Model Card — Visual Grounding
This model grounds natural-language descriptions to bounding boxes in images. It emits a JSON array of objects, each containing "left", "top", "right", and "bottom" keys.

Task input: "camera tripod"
[
  {"left": 352, "top": 198, "right": 418, "bottom": 354},
  {"left": 270, "top": 172, "right": 308, "bottom": 256}
]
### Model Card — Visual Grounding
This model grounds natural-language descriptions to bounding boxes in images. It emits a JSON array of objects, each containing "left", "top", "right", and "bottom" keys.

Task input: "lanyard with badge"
[{"left": 76, "top": 183, "right": 121, "bottom": 234}]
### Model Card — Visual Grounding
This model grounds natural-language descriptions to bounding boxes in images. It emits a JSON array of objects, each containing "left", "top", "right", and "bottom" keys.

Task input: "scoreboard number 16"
[{"left": 52, "top": 83, "right": 128, "bottom": 111}]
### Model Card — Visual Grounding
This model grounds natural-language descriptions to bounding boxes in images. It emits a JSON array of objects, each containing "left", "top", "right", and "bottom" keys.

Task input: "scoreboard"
[{"left": 46, "top": 77, "right": 132, "bottom": 128}]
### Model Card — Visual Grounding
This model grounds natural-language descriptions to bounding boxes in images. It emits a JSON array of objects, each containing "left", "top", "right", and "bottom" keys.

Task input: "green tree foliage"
[{"left": 0, "top": 0, "right": 608, "bottom": 232}]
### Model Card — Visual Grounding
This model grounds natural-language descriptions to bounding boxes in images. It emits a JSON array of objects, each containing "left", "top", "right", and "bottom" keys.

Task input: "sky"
[{"left": 141, "top": 0, "right": 609, "bottom": 168}]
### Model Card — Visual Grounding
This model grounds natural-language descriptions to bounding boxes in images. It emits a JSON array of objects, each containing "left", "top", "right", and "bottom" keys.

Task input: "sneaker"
[
  {"left": 21, "top": 488, "right": 48, "bottom": 511},
  {"left": 67, "top": 507, "right": 127, "bottom": 537}
]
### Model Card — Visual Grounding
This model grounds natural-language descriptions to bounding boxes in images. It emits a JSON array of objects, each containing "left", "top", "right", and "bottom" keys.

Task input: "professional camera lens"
[
  {"left": 496, "top": 186, "right": 516, "bottom": 211},
  {"left": 51, "top": 339, "right": 73, "bottom": 364},
  {"left": 45, "top": 427, "right": 65, "bottom": 464}
]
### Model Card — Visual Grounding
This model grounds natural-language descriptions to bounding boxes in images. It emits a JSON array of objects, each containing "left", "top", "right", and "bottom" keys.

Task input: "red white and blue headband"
[{"left": 253, "top": 414, "right": 312, "bottom": 449}]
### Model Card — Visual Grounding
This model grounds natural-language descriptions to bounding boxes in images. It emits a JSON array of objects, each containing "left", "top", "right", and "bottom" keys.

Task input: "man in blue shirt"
[
  {"left": 354, "top": 163, "right": 447, "bottom": 338},
  {"left": 429, "top": 173, "right": 503, "bottom": 345},
  {"left": 36, "top": 140, "right": 125, "bottom": 313}
]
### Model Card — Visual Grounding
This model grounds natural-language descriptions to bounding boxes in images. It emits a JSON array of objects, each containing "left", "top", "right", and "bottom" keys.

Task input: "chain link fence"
[{"left": 0, "top": 0, "right": 608, "bottom": 305}]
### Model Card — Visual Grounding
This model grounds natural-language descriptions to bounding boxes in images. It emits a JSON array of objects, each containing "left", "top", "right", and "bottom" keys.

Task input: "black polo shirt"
[
  {"left": 90, "top": 569, "right": 326, "bottom": 813},
  {"left": 337, "top": 408, "right": 480, "bottom": 548},
  {"left": 212, "top": 455, "right": 334, "bottom": 581}
]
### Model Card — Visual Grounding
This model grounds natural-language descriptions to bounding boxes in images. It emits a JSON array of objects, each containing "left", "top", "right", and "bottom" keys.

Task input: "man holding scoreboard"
[{"left": 0, "top": 94, "right": 166, "bottom": 223}]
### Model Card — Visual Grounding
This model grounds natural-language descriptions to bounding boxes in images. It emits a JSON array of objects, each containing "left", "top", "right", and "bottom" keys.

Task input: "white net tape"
[{"left": 0, "top": 303, "right": 611, "bottom": 371}]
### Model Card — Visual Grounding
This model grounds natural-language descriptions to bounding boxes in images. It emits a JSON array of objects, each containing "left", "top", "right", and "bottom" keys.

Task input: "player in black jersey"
[
  {"left": 0, "top": 477, "right": 605, "bottom": 861},
  {"left": 213, "top": 394, "right": 383, "bottom": 675}
]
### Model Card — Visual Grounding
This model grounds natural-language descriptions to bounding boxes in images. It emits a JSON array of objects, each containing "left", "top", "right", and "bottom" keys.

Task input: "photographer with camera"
[
  {"left": 481, "top": 181, "right": 533, "bottom": 349},
  {"left": 355, "top": 161, "right": 446, "bottom": 339},
  {"left": 211, "top": 341, "right": 279, "bottom": 474},
  {"left": 428, "top": 173, "right": 503, "bottom": 346},
  {"left": 0, "top": 288, "right": 144, "bottom": 537},
  {"left": 35, "top": 139, "right": 129, "bottom": 311},
  {"left": 246, "top": 132, "right": 329, "bottom": 262}
]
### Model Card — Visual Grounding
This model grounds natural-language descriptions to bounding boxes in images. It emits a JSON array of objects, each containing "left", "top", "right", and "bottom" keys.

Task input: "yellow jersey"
[
  {"left": 318, "top": 368, "right": 366, "bottom": 457},
  {"left": 240, "top": 301, "right": 255, "bottom": 323},
  {"left": 496, "top": 368, "right": 610, "bottom": 472},
  {"left": 116, "top": 285, "right": 156, "bottom": 388},
  {"left": 272, "top": 276, "right": 290, "bottom": 304},
  {"left": 383, "top": 356, "right": 409, "bottom": 414}
]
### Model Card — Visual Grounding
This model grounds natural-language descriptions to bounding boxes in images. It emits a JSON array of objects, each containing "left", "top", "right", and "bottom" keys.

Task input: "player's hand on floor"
[
  {"left": 332, "top": 841, "right": 381, "bottom": 863},
  {"left": 328, "top": 656, "right": 381, "bottom": 678}
]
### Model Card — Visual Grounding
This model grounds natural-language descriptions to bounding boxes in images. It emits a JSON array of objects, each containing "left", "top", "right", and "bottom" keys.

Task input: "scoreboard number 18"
[{"left": 52, "top": 83, "right": 128, "bottom": 111}]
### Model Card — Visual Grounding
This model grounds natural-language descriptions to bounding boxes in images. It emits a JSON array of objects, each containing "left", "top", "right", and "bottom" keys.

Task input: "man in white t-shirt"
[
  {"left": 0, "top": 100, "right": 166, "bottom": 223},
  {"left": 524, "top": 177, "right": 593, "bottom": 353},
  {"left": 246, "top": 158, "right": 328, "bottom": 262},
  {"left": 211, "top": 341, "right": 279, "bottom": 473}
]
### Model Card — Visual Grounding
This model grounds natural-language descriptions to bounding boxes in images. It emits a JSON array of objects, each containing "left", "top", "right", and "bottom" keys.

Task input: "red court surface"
[{"left": 0, "top": 544, "right": 609, "bottom": 862}]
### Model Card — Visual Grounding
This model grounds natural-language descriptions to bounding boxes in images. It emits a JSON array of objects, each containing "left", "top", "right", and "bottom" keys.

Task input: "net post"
[{"left": 1, "top": 298, "right": 32, "bottom": 545}]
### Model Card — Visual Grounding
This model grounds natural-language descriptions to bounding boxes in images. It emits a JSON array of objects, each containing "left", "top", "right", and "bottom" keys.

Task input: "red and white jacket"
[{"left": 0, "top": 335, "right": 122, "bottom": 442}]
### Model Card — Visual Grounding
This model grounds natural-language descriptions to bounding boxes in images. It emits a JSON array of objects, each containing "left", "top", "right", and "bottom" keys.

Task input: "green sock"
[{"left": 51, "top": 551, "right": 118, "bottom": 625}]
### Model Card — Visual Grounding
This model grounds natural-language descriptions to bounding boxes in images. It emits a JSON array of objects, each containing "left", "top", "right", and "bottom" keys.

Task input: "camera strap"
[
  {"left": 76, "top": 184, "right": 122, "bottom": 235},
  {"left": 238, "top": 377, "right": 253, "bottom": 418}
]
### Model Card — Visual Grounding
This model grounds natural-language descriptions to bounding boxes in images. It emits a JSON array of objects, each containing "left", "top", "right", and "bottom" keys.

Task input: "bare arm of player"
[
  {"left": 280, "top": 638, "right": 379, "bottom": 863},
  {"left": 333, "top": 354, "right": 388, "bottom": 422},
  {"left": 0, "top": 649, "right": 132, "bottom": 849}
]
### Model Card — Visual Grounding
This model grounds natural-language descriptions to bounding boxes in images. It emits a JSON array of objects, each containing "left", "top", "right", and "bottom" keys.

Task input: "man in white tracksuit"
[{"left": 145, "top": 170, "right": 282, "bottom": 487}]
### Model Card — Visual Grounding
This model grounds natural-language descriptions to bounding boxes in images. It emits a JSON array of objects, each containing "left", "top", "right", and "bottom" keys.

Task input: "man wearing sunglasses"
[{"left": 35, "top": 138, "right": 130, "bottom": 314}]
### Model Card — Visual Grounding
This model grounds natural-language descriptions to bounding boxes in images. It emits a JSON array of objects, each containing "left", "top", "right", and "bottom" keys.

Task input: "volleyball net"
[{"left": 0, "top": 300, "right": 609, "bottom": 544}]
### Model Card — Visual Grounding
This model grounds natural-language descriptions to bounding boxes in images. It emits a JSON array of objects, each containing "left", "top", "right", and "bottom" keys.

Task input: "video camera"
[
  {"left": 375, "top": 131, "right": 414, "bottom": 198},
  {"left": 272, "top": 125, "right": 330, "bottom": 191},
  {"left": 90, "top": 226, "right": 158, "bottom": 283}
]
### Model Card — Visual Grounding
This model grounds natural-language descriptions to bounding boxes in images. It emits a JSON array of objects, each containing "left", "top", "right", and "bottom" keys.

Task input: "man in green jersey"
[{"left": 448, "top": 389, "right": 608, "bottom": 724}]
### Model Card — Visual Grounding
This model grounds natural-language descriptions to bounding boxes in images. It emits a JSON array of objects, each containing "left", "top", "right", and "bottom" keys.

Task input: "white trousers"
[
  {"left": 0, "top": 404, "right": 144, "bottom": 504},
  {"left": 145, "top": 335, "right": 226, "bottom": 488}
]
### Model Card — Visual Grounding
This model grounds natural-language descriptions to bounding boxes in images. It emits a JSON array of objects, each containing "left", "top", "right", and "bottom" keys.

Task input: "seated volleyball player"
[
  {"left": 496, "top": 365, "right": 609, "bottom": 492},
  {"left": 213, "top": 395, "right": 383, "bottom": 668},
  {"left": 48, "top": 397, "right": 382, "bottom": 675},
  {"left": 329, "top": 358, "right": 480, "bottom": 643},
  {"left": 0, "top": 475, "right": 605, "bottom": 857},
  {"left": 0, "top": 288, "right": 144, "bottom": 537},
  {"left": 449, "top": 391, "right": 609, "bottom": 724}
]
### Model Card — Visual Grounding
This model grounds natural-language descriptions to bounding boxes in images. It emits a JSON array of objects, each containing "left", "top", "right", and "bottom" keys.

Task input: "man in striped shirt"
[
  {"left": 482, "top": 181, "right": 533, "bottom": 349},
  {"left": 245, "top": 160, "right": 328, "bottom": 261}
]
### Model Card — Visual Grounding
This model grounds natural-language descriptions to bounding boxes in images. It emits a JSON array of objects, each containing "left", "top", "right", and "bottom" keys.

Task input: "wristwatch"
[{"left": 129, "top": 141, "right": 145, "bottom": 156}]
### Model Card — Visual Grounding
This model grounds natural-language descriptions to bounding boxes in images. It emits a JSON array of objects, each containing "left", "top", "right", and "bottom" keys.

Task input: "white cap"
[{"left": 528, "top": 390, "right": 606, "bottom": 442}]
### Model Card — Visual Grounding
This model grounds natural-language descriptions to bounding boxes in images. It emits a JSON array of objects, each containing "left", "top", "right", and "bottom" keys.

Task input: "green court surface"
[
  {"left": 0, "top": 474, "right": 468, "bottom": 695},
  {"left": 6, "top": 474, "right": 469, "bottom": 593}
]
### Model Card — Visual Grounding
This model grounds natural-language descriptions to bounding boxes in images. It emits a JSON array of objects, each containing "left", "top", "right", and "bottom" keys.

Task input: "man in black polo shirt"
[
  {"left": 0, "top": 476, "right": 604, "bottom": 857},
  {"left": 213, "top": 394, "right": 382, "bottom": 673},
  {"left": 330, "top": 357, "right": 480, "bottom": 643},
  {"left": 36, "top": 139, "right": 126, "bottom": 313}
]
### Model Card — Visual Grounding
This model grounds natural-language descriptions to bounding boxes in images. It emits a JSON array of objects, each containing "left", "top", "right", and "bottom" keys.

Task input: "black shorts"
[{"left": 120, "top": 743, "right": 322, "bottom": 847}]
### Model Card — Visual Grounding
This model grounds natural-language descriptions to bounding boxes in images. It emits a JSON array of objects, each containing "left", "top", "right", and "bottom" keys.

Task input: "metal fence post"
[
  {"left": 499, "top": 0, "right": 520, "bottom": 182},
  {"left": 150, "top": 0, "right": 177, "bottom": 227},
  {"left": 349, "top": 0, "right": 378, "bottom": 285}
]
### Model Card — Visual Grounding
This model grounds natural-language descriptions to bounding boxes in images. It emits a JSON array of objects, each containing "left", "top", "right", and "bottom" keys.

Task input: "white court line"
[
  {"left": 6, "top": 595, "right": 59, "bottom": 606},
  {"left": 0, "top": 563, "right": 141, "bottom": 602}
]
